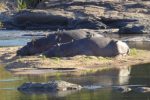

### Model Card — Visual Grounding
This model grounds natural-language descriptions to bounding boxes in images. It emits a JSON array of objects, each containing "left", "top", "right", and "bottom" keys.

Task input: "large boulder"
[
  {"left": 119, "top": 24, "right": 147, "bottom": 34},
  {"left": 113, "top": 86, "right": 132, "bottom": 93},
  {"left": 17, "top": 29, "right": 103, "bottom": 56},
  {"left": 44, "top": 37, "right": 129, "bottom": 57},
  {"left": 12, "top": 10, "right": 71, "bottom": 29},
  {"left": 122, "top": 36, "right": 150, "bottom": 50},
  {"left": 12, "top": 10, "right": 107, "bottom": 30},
  {"left": 18, "top": 80, "right": 82, "bottom": 92},
  {"left": 134, "top": 87, "right": 150, "bottom": 93},
  {"left": 101, "top": 17, "right": 138, "bottom": 28}
]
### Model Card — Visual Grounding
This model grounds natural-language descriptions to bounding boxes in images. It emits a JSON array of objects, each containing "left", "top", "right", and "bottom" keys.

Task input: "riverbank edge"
[{"left": 0, "top": 46, "right": 150, "bottom": 76}]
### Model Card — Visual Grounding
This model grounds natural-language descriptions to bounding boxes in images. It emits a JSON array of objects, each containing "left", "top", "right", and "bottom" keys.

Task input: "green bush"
[
  {"left": 17, "top": 0, "right": 27, "bottom": 10},
  {"left": 0, "top": 22, "right": 3, "bottom": 28},
  {"left": 129, "top": 48, "right": 137, "bottom": 56},
  {"left": 17, "top": 0, "right": 42, "bottom": 10}
]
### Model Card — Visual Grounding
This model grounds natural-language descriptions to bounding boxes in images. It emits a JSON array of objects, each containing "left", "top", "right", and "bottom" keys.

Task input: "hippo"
[
  {"left": 17, "top": 29, "right": 103, "bottom": 56},
  {"left": 44, "top": 37, "right": 129, "bottom": 57},
  {"left": 134, "top": 87, "right": 150, "bottom": 93},
  {"left": 18, "top": 80, "right": 82, "bottom": 92}
]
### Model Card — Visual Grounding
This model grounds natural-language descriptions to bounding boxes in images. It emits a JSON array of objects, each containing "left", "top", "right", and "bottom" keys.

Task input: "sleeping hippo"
[
  {"left": 44, "top": 37, "right": 129, "bottom": 57},
  {"left": 17, "top": 29, "right": 103, "bottom": 56}
]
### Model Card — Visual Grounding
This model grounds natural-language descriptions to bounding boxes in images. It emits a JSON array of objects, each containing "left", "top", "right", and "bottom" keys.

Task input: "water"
[
  {"left": 0, "top": 63, "right": 150, "bottom": 100},
  {"left": 0, "top": 30, "right": 47, "bottom": 46}
]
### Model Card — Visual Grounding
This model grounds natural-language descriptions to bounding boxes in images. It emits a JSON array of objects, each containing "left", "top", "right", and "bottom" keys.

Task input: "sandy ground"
[
  {"left": 0, "top": 3, "right": 6, "bottom": 11},
  {"left": 0, "top": 46, "right": 150, "bottom": 76}
]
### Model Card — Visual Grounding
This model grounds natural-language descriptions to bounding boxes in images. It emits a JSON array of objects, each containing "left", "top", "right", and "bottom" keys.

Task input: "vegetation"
[
  {"left": 129, "top": 48, "right": 138, "bottom": 56},
  {"left": 0, "top": 3, "right": 5, "bottom": 11},
  {"left": 0, "top": 22, "right": 3, "bottom": 28},
  {"left": 17, "top": 0, "right": 27, "bottom": 10},
  {"left": 17, "top": 0, "right": 42, "bottom": 10}
]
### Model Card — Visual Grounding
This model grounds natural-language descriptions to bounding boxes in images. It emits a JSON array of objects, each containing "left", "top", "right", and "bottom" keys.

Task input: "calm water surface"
[
  {"left": 0, "top": 30, "right": 47, "bottom": 46},
  {"left": 0, "top": 63, "right": 150, "bottom": 100}
]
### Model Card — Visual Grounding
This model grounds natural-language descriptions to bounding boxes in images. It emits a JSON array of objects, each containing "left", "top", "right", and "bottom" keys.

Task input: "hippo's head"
[{"left": 17, "top": 44, "right": 40, "bottom": 56}]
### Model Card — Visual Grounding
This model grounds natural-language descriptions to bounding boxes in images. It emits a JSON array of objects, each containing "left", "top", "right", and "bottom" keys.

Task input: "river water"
[
  {"left": 0, "top": 30, "right": 47, "bottom": 46},
  {"left": 0, "top": 63, "right": 150, "bottom": 100}
]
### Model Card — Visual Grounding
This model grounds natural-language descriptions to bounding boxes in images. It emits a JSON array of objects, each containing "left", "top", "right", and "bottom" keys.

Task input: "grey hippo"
[
  {"left": 17, "top": 29, "right": 103, "bottom": 56},
  {"left": 44, "top": 37, "right": 129, "bottom": 57}
]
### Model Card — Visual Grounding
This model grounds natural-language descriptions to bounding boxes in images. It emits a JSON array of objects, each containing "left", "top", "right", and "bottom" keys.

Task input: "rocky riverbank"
[{"left": 0, "top": 0, "right": 150, "bottom": 34}]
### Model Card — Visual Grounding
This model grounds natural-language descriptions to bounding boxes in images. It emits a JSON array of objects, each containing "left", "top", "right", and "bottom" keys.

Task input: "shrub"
[
  {"left": 129, "top": 48, "right": 137, "bottom": 56},
  {"left": 0, "top": 3, "right": 5, "bottom": 11},
  {"left": 0, "top": 22, "right": 3, "bottom": 28},
  {"left": 17, "top": 0, "right": 42, "bottom": 10},
  {"left": 17, "top": 0, "right": 27, "bottom": 10}
]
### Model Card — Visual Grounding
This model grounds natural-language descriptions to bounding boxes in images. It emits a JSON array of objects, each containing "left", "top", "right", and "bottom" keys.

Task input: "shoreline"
[{"left": 0, "top": 46, "right": 150, "bottom": 76}]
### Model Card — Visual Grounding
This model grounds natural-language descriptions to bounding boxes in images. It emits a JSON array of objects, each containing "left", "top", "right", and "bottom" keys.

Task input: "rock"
[
  {"left": 44, "top": 37, "right": 129, "bottom": 57},
  {"left": 134, "top": 87, "right": 150, "bottom": 93},
  {"left": 12, "top": 10, "right": 71, "bottom": 29},
  {"left": 122, "top": 36, "right": 150, "bottom": 50},
  {"left": 101, "top": 17, "right": 138, "bottom": 28},
  {"left": 70, "top": 18, "right": 107, "bottom": 29},
  {"left": 17, "top": 29, "right": 103, "bottom": 56},
  {"left": 11, "top": 9, "right": 107, "bottom": 30},
  {"left": 113, "top": 86, "right": 132, "bottom": 93},
  {"left": 123, "top": 12, "right": 150, "bottom": 34},
  {"left": 1, "top": 0, "right": 150, "bottom": 32},
  {"left": 83, "top": 85, "right": 102, "bottom": 90},
  {"left": 119, "top": 24, "right": 147, "bottom": 34},
  {"left": 18, "top": 80, "right": 82, "bottom": 92},
  {"left": 0, "top": 11, "right": 12, "bottom": 22}
]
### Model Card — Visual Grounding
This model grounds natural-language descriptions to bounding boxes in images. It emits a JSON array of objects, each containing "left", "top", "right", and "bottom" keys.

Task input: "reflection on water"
[
  {"left": 118, "top": 66, "right": 131, "bottom": 85},
  {"left": 0, "top": 63, "right": 150, "bottom": 100},
  {"left": 0, "top": 77, "right": 22, "bottom": 82}
]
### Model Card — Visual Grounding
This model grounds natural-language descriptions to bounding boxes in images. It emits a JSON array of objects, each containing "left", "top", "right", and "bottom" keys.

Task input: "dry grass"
[{"left": 0, "top": 3, "right": 6, "bottom": 11}]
